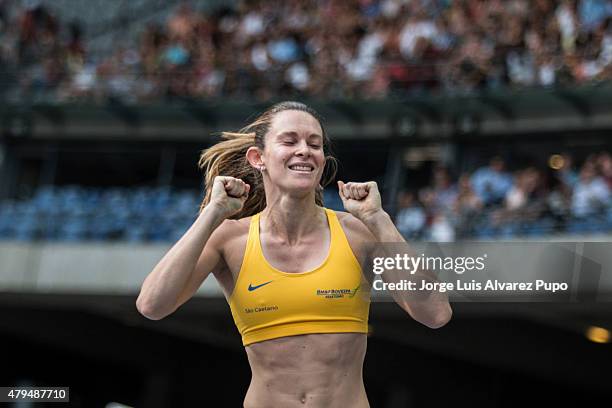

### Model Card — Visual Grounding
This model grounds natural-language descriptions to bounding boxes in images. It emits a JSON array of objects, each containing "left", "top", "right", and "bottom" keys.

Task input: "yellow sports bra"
[{"left": 229, "top": 208, "right": 371, "bottom": 346}]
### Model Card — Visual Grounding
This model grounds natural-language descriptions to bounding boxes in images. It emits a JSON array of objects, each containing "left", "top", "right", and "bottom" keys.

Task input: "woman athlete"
[{"left": 136, "top": 101, "right": 452, "bottom": 407}]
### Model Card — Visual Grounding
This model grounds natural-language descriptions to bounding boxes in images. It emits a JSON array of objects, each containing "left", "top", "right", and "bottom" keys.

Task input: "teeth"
[{"left": 289, "top": 165, "right": 313, "bottom": 171}]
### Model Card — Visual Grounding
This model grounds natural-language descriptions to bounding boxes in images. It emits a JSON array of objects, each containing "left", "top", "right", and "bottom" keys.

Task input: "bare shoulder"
[
  {"left": 334, "top": 211, "right": 375, "bottom": 243},
  {"left": 215, "top": 216, "right": 251, "bottom": 236},
  {"left": 333, "top": 210, "right": 376, "bottom": 283},
  {"left": 209, "top": 216, "right": 252, "bottom": 275},
  {"left": 210, "top": 216, "right": 251, "bottom": 249}
]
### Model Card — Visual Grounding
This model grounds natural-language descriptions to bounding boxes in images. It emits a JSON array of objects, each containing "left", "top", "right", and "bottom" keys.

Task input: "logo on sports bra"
[
  {"left": 248, "top": 280, "right": 273, "bottom": 291},
  {"left": 316, "top": 284, "right": 361, "bottom": 299}
]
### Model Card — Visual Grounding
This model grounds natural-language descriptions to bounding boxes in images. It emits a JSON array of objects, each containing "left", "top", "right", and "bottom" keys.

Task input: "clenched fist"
[
  {"left": 209, "top": 176, "right": 250, "bottom": 218},
  {"left": 338, "top": 180, "right": 383, "bottom": 222}
]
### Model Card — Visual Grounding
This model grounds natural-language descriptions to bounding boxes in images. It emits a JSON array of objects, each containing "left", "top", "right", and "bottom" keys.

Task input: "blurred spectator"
[
  {"left": 571, "top": 160, "right": 610, "bottom": 217},
  {"left": 470, "top": 156, "right": 513, "bottom": 206},
  {"left": 398, "top": 5, "right": 439, "bottom": 60},
  {"left": 428, "top": 213, "right": 455, "bottom": 242},
  {"left": 492, "top": 166, "right": 546, "bottom": 229},
  {"left": 579, "top": 0, "right": 612, "bottom": 31},
  {"left": 395, "top": 191, "right": 426, "bottom": 239},
  {"left": 505, "top": 167, "right": 540, "bottom": 211},
  {"left": 554, "top": 153, "right": 579, "bottom": 187},
  {"left": 547, "top": 175, "right": 572, "bottom": 221},
  {"left": 596, "top": 151, "right": 612, "bottom": 187},
  {"left": 431, "top": 166, "right": 457, "bottom": 210},
  {"left": 452, "top": 173, "right": 483, "bottom": 236}
]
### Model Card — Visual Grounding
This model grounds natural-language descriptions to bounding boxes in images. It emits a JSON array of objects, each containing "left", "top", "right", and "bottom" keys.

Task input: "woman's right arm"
[{"left": 136, "top": 176, "right": 250, "bottom": 320}]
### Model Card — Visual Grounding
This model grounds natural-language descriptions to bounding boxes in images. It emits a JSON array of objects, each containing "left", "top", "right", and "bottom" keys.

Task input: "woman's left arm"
[{"left": 338, "top": 181, "right": 452, "bottom": 329}]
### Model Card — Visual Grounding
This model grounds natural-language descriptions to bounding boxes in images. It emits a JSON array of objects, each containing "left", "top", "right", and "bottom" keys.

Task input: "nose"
[{"left": 294, "top": 140, "right": 311, "bottom": 157}]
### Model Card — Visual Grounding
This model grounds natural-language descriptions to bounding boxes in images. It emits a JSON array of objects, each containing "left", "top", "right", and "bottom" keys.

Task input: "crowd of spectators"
[
  {"left": 0, "top": 0, "right": 611, "bottom": 242},
  {"left": 0, "top": 153, "right": 610, "bottom": 242},
  {"left": 395, "top": 151, "right": 612, "bottom": 240},
  {"left": 1, "top": 0, "right": 612, "bottom": 102}
]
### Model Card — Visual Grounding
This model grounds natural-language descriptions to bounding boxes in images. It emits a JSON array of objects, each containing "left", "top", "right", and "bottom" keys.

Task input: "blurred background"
[{"left": 0, "top": 0, "right": 611, "bottom": 406}]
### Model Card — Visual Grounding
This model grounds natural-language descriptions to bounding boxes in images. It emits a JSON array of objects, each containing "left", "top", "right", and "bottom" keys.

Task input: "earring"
[{"left": 260, "top": 165, "right": 266, "bottom": 172}]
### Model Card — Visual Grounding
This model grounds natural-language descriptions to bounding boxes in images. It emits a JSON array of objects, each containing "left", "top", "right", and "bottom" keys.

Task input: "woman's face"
[{"left": 261, "top": 110, "right": 326, "bottom": 196}]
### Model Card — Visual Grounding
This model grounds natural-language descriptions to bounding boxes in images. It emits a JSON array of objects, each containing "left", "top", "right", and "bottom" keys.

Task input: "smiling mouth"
[{"left": 288, "top": 164, "right": 315, "bottom": 173}]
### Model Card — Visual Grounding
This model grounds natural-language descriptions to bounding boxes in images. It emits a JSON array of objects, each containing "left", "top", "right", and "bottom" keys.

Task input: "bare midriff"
[{"left": 243, "top": 332, "right": 369, "bottom": 408}]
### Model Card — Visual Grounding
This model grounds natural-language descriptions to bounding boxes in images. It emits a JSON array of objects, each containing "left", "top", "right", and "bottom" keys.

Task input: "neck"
[{"left": 261, "top": 192, "right": 325, "bottom": 245}]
